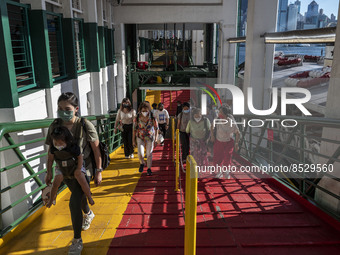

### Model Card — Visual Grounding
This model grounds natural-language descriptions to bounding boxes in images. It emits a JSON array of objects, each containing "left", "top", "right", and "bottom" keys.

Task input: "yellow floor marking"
[{"left": 0, "top": 147, "right": 141, "bottom": 255}]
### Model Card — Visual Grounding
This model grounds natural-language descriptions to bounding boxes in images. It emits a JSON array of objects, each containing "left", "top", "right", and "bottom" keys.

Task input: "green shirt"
[{"left": 186, "top": 118, "right": 211, "bottom": 139}]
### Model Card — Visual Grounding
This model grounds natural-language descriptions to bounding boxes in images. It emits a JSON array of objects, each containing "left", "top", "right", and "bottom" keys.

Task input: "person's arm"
[
  {"left": 46, "top": 174, "right": 63, "bottom": 208},
  {"left": 45, "top": 149, "right": 54, "bottom": 185},
  {"left": 154, "top": 118, "right": 159, "bottom": 142},
  {"left": 165, "top": 110, "right": 170, "bottom": 129},
  {"left": 114, "top": 109, "right": 121, "bottom": 133},
  {"left": 177, "top": 113, "right": 181, "bottom": 130},
  {"left": 90, "top": 140, "right": 102, "bottom": 186}
]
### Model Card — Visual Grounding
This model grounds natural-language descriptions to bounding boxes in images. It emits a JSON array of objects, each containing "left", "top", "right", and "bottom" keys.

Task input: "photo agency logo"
[{"left": 197, "top": 82, "right": 312, "bottom": 128}]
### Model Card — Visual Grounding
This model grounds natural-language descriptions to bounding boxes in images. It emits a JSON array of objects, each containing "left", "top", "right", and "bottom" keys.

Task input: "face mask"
[
  {"left": 178, "top": 104, "right": 181, "bottom": 107},
  {"left": 142, "top": 112, "right": 149, "bottom": 117},
  {"left": 159, "top": 108, "right": 164, "bottom": 111},
  {"left": 194, "top": 117, "right": 201, "bottom": 123},
  {"left": 183, "top": 109, "right": 190, "bottom": 113},
  {"left": 58, "top": 110, "right": 74, "bottom": 122},
  {"left": 53, "top": 142, "right": 66, "bottom": 151},
  {"left": 123, "top": 104, "right": 129, "bottom": 108}
]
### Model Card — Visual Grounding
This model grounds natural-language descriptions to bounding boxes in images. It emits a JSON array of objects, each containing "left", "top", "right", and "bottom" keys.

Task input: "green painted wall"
[
  {"left": 29, "top": 10, "right": 53, "bottom": 88},
  {"left": 62, "top": 18, "right": 77, "bottom": 79},
  {"left": 84, "top": 22, "right": 100, "bottom": 72}
]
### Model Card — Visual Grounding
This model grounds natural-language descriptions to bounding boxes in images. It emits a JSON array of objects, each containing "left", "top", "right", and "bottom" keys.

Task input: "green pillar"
[
  {"left": 84, "top": 23, "right": 100, "bottom": 72},
  {"left": 0, "top": 1, "right": 19, "bottom": 108},
  {"left": 98, "top": 26, "right": 106, "bottom": 68},
  {"left": 62, "top": 18, "right": 77, "bottom": 79},
  {"left": 107, "top": 28, "right": 113, "bottom": 65},
  {"left": 29, "top": 10, "right": 53, "bottom": 88}
]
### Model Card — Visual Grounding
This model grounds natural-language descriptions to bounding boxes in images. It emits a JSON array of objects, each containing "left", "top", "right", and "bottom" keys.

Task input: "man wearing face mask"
[
  {"left": 177, "top": 102, "right": 190, "bottom": 161},
  {"left": 186, "top": 108, "right": 211, "bottom": 168},
  {"left": 154, "top": 103, "right": 169, "bottom": 146}
]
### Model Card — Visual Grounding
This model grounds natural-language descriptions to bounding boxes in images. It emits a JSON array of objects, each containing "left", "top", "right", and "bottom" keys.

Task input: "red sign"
[{"left": 267, "top": 129, "right": 274, "bottom": 141}]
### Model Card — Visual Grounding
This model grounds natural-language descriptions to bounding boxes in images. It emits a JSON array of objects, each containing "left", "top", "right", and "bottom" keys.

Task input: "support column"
[
  {"left": 316, "top": 7, "right": 340, "bottom": 215},
  {"left": 216, "top": 0, "right": 238, "bottom": 103},
  {"left": 115, "top": 23, "right": 127, "bottom": 103},
  {"left": 242, "top": 0, "right": 278, "bottom": 110}
]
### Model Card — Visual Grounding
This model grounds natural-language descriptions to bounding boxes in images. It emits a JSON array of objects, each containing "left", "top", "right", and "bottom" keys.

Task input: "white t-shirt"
[
  {"left": 154, "top": 109, "right": 169, "bottom": 124},
  {"left": 215, "top": 117, "right": 239, "bottom": 142}
]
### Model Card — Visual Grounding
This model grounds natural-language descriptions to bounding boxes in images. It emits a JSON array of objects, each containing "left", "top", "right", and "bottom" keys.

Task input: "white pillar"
[
  {"left": 115, "top": 23, "right": 127, "bottom": 103},
  {"left": 315, "top": 7, "right": 340, "bottom": 214},
  {"left": 243, "top": 0, "right": 278, "bottom": 111}
]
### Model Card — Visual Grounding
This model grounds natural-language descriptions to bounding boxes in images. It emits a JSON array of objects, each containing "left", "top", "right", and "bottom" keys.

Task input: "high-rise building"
[
  {"left": 295, "top": 0, "right": 301, "bottom": 14},
  {"left": 287, "top": 3, "right": 298, "bottom": 30},
  {"left": 331, "top": 14, "right": 336, "bottom": 22},
  {"left": 306, "top": 0, "right": 319, "bottom": 24},
  {"left": 277, "top": 0, "right": 288, "bottom": 31}
]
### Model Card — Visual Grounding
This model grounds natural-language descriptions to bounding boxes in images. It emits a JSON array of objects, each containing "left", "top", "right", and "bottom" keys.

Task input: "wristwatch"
[{"left": 95, "top": 168, "right": 103, "bottom": 173}]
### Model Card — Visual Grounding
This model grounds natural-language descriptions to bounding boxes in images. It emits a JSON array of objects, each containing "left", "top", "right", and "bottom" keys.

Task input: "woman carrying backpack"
[
  {"left": 45, "top": 92, "right": 102, "bottom": 255},
  {"left": 210, "top": 105, "right": 240, "bottom": 178},
  {"left": 114, "top": 98, "right": 136, "bottom": 159},
  {"left": 186, "top": 107, "right": 211, "bottom": 167},
  {"left": 133, "top": 102, "right": 158, "bottom": 176}
]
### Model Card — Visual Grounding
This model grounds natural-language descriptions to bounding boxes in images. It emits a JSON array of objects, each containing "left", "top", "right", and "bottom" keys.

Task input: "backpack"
[{"left": 81, "top": 118, "right": 111, "bottom": 180}]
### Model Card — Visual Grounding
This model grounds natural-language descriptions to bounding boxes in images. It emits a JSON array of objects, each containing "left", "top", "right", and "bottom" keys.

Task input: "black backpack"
[{"left": 81, "top": 118, "right": 111, "bottom": 179}]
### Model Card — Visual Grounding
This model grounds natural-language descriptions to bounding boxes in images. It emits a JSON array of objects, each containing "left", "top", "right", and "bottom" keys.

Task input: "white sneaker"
[
  {"left": 130, "top": 154, "right": 134, "bottom": 158},
  {"left": 68, "top": 238, "right": 83, "bottom": 255},
  {"left": 82, "top": 210, "right": 95, "bottom": 231}
]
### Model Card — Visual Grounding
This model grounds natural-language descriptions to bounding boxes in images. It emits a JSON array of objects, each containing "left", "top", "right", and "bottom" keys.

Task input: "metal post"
[
  {"left": 185, "top": 155, "right": 197, "bottom": 255},
  {"left": 175, "top": 129, "right": 180, "bottom": 191}
]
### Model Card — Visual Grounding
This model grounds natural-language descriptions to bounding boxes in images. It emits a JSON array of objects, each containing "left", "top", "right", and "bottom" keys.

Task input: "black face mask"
[
  {"left": 159, "top": 108, "right": 164, "bottom": 111},
  {"left": 123, "top": 104, "right": 129, "bottom": 108}
]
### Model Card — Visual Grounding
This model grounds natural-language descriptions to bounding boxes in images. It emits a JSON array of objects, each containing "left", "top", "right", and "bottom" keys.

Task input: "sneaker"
[
  {"left": 147, "top": 168, "right": 152, "bottom": 176},
  {"left": 139, "top": 164, "right": 144, "bottom": 173},
  {"left": 125, "top": 156, "right": 129, "bottom": 159},
  {"left": 130, "top": 154, "right": 134, "bottom": 158},
  {"left": 82, "top": 210, "right": 95, "bottom": 231},
  {"left": 68, "top": 238, "right": 83, "bottom": 255}
]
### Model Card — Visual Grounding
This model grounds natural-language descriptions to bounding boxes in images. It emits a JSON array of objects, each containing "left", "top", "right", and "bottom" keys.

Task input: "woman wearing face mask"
[
  {"left": 154, "top": 103, "right": 169, "bottom": 146},
  {"left": 177, "top": 102, "right": 190, "bottom": 161},
  {"left": 45, "top": 92, "right": 102, "bottom": 254},
  {"left": 210, "top": 106, "right": 240, "bottom": 178},
  {"left": 114, "top": 98, "right": 136, "bottom": 159},
  {"left": 186, "top": 108, "right": 211, "bottom": 167},
  {"left": 133, "top": 102, "right": 158, "bottom": 176}
]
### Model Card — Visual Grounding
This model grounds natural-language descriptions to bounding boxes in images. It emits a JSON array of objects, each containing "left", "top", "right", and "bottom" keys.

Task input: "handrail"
[
  {"left": 0, "top": 113, "right": 122, "bottom": 237},
  {"left": 236, "top": 114, "right": 340, "bottom": 220},
  {"left": 184, "top": 155, "right": 198, "bottom": 255}
]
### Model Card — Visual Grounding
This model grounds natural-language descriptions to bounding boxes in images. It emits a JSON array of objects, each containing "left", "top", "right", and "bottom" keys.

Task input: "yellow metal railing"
[{"left": 184, "top": 155, "right": 198, "bottom": 255}]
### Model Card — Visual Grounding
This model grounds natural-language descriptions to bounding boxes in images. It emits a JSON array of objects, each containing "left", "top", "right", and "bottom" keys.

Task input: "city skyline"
[{"left": 298, "top": 0, "right": 338, "bottom": 18}]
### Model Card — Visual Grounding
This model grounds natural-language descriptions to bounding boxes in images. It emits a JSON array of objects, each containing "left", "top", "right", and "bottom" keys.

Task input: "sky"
[{"left": 298, "top": 0, "right": 339, "bottom": 18}]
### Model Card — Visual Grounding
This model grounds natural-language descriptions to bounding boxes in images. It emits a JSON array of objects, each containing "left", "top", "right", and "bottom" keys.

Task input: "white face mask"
[
  {"left": 142, "top": 111, "right": 149, "bottom": 117},
  {"left": 53, "top": 142, "right": 66, "bottom": 151},
  {"left": 194, "top": 117, "right": 201, "bottom": 123}
]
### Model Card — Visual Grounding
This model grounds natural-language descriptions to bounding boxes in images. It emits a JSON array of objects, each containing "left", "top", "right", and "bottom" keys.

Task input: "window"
[
  {"left": 72, "top": 0, "right": 81, "bottom": 11},
  {"left": 111, "top": 29, "right": 116, "bottom": 62},
  {"left": 73, "top": 18, "right": 86, "bottom": 73},
  {"left": 7, "top": 1, "right": 36, "bottom": 92},
  {"left": 46, "top": 12, "right": 67, "bottom": 81}
]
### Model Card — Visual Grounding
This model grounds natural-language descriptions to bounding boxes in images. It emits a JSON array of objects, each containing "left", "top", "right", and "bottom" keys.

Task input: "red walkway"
[{"left": 108, "top": 140, "right": 340, "bottom": 255}]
